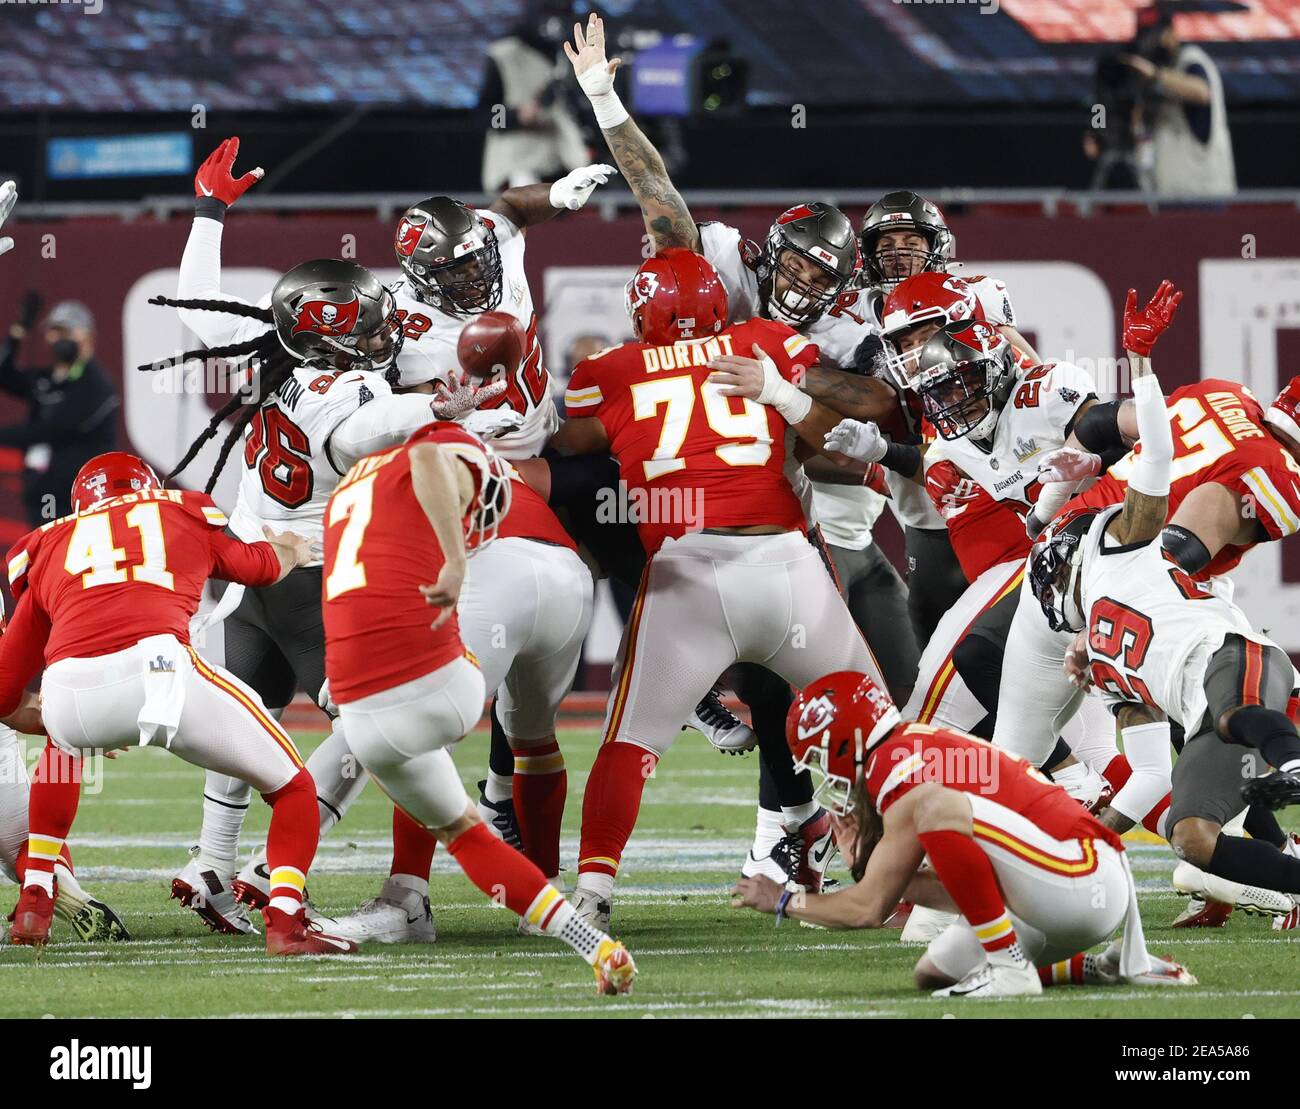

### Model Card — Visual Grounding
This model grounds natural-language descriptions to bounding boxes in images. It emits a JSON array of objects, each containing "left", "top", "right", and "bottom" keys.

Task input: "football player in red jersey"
[
  {"left": 552, "top": 248, "right": 890, "bottom": 928},
  {"left": 321, "top": 421, "right": 636, "bottom": 994},
  {"left": 320, "top": 446, "right": 597, "bottom": 946},
  {"left": 0, "top": 453, "right": 357, "bottom": 955},
  {"left": 731, "top": 671, "right": 1194, "bottom": 996}
]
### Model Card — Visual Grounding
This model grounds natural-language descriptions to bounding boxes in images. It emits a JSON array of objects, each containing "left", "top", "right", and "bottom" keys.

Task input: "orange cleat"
[
  {"left": 263, "top": 906, "right": 357, "bottom": 956},
  {"left": 10, "top": 885, "right": 56, "bottom": 947},
  {"left": 593, "top": 939, "right": 636, "bottom": 996}
]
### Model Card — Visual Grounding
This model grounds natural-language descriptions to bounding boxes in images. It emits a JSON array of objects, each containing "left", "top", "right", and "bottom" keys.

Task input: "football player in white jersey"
[
  {"left": 159, "top": 138, "right": 613, "bottom": 938},
  {"left": 1028, "top": 303, "right": 1300, "bottom": 908},
  {"left": 0, "top": 182, "right": 130, "bottom": 944},
  {"left": 565, "top": 13, "right": 920, "bottom": 887}
]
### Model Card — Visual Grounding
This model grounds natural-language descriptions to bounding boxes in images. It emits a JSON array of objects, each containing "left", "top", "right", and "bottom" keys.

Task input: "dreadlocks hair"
[{"left": 139, "top": 295, "right": 301, "bottom": 494}]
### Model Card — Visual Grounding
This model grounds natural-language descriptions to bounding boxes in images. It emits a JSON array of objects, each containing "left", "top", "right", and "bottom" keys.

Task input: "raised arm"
[
  {"left": 1106, "top": 282, "right": 1182, "bottom": 545},
  {"left": 177, "top": 137, "right": 269, "bottom": 348},
  {"left": 489, "top": 165, "right": 616, "bottom": 231},
  {"left": 564, "top": 14, "right": 700, "bottom": 252}
]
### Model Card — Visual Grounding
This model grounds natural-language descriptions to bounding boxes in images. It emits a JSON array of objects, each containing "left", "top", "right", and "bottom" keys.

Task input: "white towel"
[
  {"left": 136, "top": 635, "right": 191, "bottom": 749},
  {"left": 1116, "top": 851, "right": 1154, "bottom": 981}
]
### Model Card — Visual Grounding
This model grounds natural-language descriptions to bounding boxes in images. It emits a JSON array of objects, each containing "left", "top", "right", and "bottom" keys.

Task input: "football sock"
[
  {"left": 1226, "top": 705, "right": 1300, "bottom": 773},
  {"left": 577, "top": 740, "right": 655, "bottom": 893},
  {"left": 484, "top": 700, "right": 514, "bottom": 804},
  {"left": 750, "top": 805, "right": 786, "bottom": 863},
  {"left": 198, "top": 771, "right": 251, "bottom": 873},
  {"left": 24, "top": 742, "right": 82, "bottom": 893},
  {"left": 781, "top": 800, "right": 819, "bottom": 827},
  {"left": 1244, "top": 804, "right": 1287, "bottom": 849},
  {"left": 510, "top": 737, "right": 566, "bottom": 879},
  {"left": 1039, "top": 953, "right": 1105, "bottom": 986},
  {"left": 917, "top": 828, "right": 1022, "bottom": 959},
  {"left": 262, "top": 768, "right": 318, "bottom": 916},
  {"left": 1208, "top": 831, "right": 1300, "bottom": 894},
  {"left": 448, "top": 821, "right": 608, "bottom": 966},
  {"left": 390, "top": 805, "right": 437, "bottom": 891}
]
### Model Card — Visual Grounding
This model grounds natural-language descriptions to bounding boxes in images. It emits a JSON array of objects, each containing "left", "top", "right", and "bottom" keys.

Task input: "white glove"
[
  {"left": 550, "top": 164, "right": 618, "bottom": 211},
  {"left": 462, "top": 408, "right": 525, "bottom": 440},
  {"left": 824, "top": 419, "right": 887, "bottom": 463},
  {"left": 431, "top": 376, "right": 508, "bottom": 420},
  {"left": 0, "top": 180, "right": 15, "bottom": 257},
  {"left": 317, "top": 679, "right": 337, "bottom": 717},
  {"left": 1036, "top": 446, "right": 1101, "bottom": 484}
]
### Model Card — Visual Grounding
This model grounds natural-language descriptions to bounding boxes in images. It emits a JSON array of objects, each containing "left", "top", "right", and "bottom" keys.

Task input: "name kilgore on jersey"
[
  {"left": 388, "top": 208, "right": 558, "bottom": 462},
  {"left": 924, "top": 360, "right": 1096, "bottom": 514},
  {"left": 228, "top": 365, "right": 392, "bottom": 548},
  {"left": 1078, "top": 504, "right": 1273, "bottom": 729}
]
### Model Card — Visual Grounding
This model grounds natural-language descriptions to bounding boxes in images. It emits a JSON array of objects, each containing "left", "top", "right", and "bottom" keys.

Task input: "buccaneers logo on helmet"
[
  {"left": 394, "top": 216, "right": 428, "bottom": 258},
  {"left": 291, "top": 298, "right": 361, "bottom": 337}
]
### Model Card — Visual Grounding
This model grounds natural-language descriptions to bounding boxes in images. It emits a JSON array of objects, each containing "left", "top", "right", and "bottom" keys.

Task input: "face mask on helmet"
[
  {"left": 762, "top": 245, "right": 851, "bottom": 327},
  {"left": 868, "top": 229, "right": 945, "bottom": 291},
  {"left": 407, "top": 239, "right": 504, "bottom": 316},
  {"left": 879, "top": 321, "right": 943, "bottom": 389},
  {"left": 918, "top": 356, "right": 1006, "bottom": 440},
  {"left": 320, "top": 297, "right": 405, "bottom": 380},
  {"left": 1028, "top": 514, "right": 1094, "bottom": 633}
]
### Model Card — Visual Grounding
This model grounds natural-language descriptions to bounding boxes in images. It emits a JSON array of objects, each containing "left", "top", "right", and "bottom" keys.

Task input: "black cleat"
[{"left": 1242, "top": 771, "right": 1300, "bottom": 812}]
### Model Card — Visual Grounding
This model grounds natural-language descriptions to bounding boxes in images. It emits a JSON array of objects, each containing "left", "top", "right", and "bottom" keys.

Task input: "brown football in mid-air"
[{"left": 456, "top": 311, "right": 527, "bottom": 380}]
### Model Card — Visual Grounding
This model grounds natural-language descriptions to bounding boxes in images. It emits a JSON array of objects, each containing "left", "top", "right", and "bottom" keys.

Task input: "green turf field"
[{"left": 1, "top": 727, "right": 1297, "bottom": 1018}]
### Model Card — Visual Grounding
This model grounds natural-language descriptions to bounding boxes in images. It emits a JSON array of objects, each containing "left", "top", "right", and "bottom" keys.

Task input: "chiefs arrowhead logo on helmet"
[
  {"left": 291, "top": 297, "right": 361, "bottom": 338},
  {"left": 626, "top": 270, "right": 660, "bottom": 310},
  {"left": 394, "top": 216, "right": 428, "bottom": 258},
  {"left": 796, "top": 694, "right": 837, "bottom": 742}
]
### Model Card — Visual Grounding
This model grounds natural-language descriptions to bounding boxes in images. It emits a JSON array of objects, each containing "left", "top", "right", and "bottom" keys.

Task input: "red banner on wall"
[{"left": 2, "top": 203, "right": 1299, "bottom": 643}]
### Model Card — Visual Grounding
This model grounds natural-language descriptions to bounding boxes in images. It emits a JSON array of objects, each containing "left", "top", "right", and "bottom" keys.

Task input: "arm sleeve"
[
  {"left": 325, "top": 393, "right": 439, "bottom": 475},
  {"left": 177, "top": 216, "right": 272, "bottom": 348},
  {"left": 209, "top": 532, "right": 281, "bottom": 587},
  {"left": 0, "top": 593, "right": 51, "bottom": 718},
  {"left": 1128, "top": 373, "right": 1173, "bottom": 496}
]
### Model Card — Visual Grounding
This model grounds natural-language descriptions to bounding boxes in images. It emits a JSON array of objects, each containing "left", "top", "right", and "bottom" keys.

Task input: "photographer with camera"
[
  {"left": 0, "top": 297, "right": 119, "bottom": 524},
  {"left": 1086, "top": 3, "right": 1235, "bottom": 197}
]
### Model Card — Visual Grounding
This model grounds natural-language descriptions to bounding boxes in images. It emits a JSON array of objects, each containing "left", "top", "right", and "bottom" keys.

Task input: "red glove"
[
  {"left": 1122, "top": 279, "right": 1183, "bottom": 357},
  {"left": 194, "top": 137, "right": 263, "bottom": 207}
]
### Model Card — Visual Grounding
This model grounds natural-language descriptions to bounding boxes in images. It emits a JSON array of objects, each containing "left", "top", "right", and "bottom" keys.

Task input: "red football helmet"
[
  {"left": 406, "top": 421, "right": 513, "bottom": 552},
  {"left": 785, "top": 671, "right": 901, "bottom": 815},
  {"left": 1266, "top": 374, "right": 1300, "bottom": 448},
  {"left": 71, "top": 452, "right": 162, "bottom": 512},
  {"left": 878, "top": 273, "right": 983, "bottom": 388},
  {"left": 625, "top": 248, "right": 728, "bottom": 345}
]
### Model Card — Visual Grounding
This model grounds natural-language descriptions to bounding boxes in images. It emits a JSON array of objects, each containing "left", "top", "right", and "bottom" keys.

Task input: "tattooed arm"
[
  {"left": 802, "top": 366, "right": 902, "bottom": 423},
  {"left": 564, "top": 13, "right": 701, "bottom": 253}
]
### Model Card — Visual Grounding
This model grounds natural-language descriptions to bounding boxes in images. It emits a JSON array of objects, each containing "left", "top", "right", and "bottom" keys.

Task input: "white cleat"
[
  {"left": 1172, "top": 860, "right": 1292, "bottom": 918},
  {"left": 900, "top": 904, "right": 958, "bottom": 945},
  {"left": 171, "top": 856, "right": 256, "bottom": 936},
  {"left": 569, "top": 887, "right": 612, "bottom": 933},
  {"left": 933, "top": 955, "right": 1042, "bottom": 998},
  {"left": 326, "top": 879, "right": 436, "bottom": 945},
  {"left": 684, "top": 686, "right": 756, "bottom": 754},
  {"left": 53, "top": 864, "right": 131, "bottom": 942}
]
